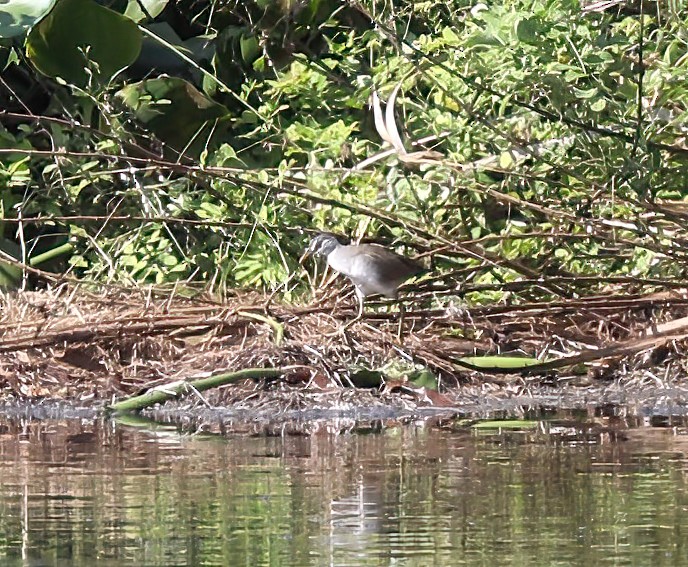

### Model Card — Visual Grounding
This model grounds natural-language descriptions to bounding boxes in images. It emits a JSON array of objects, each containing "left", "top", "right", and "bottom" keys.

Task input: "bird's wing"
[
  {"left": 363, "top": 246, "right": 424, "bottom": 277},
  {"left": 354, "top": 248, "right": 423, "bottom": 293},
  {"left": 327, "top": 243, "right": 425, "bottom": 295}
]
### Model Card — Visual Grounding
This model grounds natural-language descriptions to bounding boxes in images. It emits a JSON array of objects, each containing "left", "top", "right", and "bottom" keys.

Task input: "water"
[{"left": 0, "top": 414, "right": 687, "bottom": 566}]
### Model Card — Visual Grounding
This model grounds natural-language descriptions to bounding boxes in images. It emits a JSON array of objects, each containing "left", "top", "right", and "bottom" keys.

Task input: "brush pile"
[{"left": 2, "top": 284, "right": 688, "bottom": 413}]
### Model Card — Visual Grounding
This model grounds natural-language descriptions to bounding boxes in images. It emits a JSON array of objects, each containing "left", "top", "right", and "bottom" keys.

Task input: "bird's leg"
[
  {"left": 340, "top": 288, "right": 365, "bottom": 332},
  {"left": 355, "top": 288, "right": 365, "bottom": 321},
  {"left": 396, "top": 299, "right": 406, "bottom": 342},
  {"left": 327, "top": 288, "right": 364, "bottom": 336}
]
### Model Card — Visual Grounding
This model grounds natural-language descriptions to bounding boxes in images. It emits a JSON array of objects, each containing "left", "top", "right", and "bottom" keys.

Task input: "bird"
[{"left": 301, "top": 232, "right": 425, "bottom": 326}]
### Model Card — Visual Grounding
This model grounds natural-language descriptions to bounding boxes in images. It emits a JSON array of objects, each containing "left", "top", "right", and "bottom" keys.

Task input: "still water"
[{"left": 0, "top": 413, "right": 687, "bottom": 566}]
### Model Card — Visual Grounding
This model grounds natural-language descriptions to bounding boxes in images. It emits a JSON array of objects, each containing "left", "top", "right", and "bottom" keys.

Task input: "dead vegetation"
[{"left": 2, "top": 284, "right": 688, "bottom": 414}]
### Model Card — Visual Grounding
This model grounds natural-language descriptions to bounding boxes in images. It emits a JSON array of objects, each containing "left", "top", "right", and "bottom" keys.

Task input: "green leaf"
[
  {"left": 0, "top": 0, "right": 57, "bottom": 39},
  {"left": 26, "top": 0, "right": 142, "bottom": 87},
  {"left": 590, "top": 98, "right": 606, "bottom": 112},
  {"left": 240, "top": 33, "right": 260, "bottom": 64},
  {"left": 515, "top": 18, "right": 540, "bottom": 44},
  {"left": 499, "top": 151, "right": 516, "bottom": 169},
  {"left": 124, "top": 0, "right": 169, "bottom": 22},
  {"left": 465, "top": 32, "right": 503, "bottom": 48},
  {"left": 572, "top": 86, "right": 598, "bottom": 99},
  {"left": 117, "top": 77, "right": 229, "bottom": 154},
  {"left": 160, "top": 254, "right": 178, "bottom": 267},
  {"left": 441, "top": 27, "right": 460, "bottom": 44}
]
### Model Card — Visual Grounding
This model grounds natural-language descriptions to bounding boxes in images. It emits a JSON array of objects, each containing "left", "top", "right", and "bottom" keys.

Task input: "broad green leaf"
[
  {"left": 160, "top": 254, "right": 178, "bottom": 267},
  {"left": 240, "top": 33, "right": 260, "bottom": 64},
  {"left": 465, "top": 33, "right": 503, "bottom": 48},
  {"left": 0, "top": 0, "right": 57, "bottom": 39},
  {"left": 590, "top": 98, "right": 606, "bottom": 112},
  {"left": 26, "top": 0, "right": 142, "bottom": 87},
  {"left": 441, "top": 27, "right": 460, "bottom": 44},
  {"left": 515, "top": 18, "right": 540, "bottom": 44},
  {"left": 499, "top": 151, "right": 516, "bottom": 169},
  {"left": 117, "top": 76, "right": 229, "bottom": 154},
  {"left": 124, "top": 0, "right": 169, "bottom": 22},
  {"left": 572, "top": 86, "right": 598, "bottom": 99},
  {"left": 198, "top": 201, "right": 225, "bottom": 218}
]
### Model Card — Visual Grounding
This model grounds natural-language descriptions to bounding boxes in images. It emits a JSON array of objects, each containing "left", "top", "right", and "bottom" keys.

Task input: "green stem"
[
  {"left": 237, "top": 310, "right": 284, "bottom": 345},
  {"left": 109, "top": 367, "right": 286, "bottom": 413},
  {"left": 29, "top": 242, "right": 73, "bottom": 266}
]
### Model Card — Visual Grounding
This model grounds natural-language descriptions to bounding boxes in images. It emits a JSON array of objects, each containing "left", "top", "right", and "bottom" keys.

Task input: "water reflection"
[{"left": 0, "top": 415, "right": 686, "bottom": 566}]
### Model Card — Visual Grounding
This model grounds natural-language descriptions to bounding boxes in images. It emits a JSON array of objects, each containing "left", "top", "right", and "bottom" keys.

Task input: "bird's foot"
[{"left": 325, "top": 317, "right": 360, "bottom": 338}]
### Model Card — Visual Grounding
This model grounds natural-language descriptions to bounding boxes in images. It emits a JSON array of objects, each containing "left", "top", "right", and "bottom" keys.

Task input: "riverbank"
[{"left": 2, "top": 286, "right": 688, "bottom": 420}]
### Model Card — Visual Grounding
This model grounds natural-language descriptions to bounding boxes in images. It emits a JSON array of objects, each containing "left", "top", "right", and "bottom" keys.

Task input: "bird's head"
[{"left": 300, "top": 232, "right": 348, "bottom": 263}]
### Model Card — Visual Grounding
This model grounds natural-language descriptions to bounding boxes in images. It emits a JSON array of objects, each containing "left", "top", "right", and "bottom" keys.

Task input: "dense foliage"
[{"left": 0, "top": 0, "right": 687, "bottom": 305}]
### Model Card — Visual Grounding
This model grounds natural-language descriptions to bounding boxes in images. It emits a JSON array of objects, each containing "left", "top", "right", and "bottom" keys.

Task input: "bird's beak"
[{"left": 299, "top": 248, "right": 313, "bottom": 265}]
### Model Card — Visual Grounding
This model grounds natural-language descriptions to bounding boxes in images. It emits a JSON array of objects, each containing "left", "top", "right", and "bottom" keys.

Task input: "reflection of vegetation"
[
  {"left": 0, "top": 421, "right": 687, "bottom": 564},
  {"left": 0, "top": 0, "right": 685, "bottom": 306}
]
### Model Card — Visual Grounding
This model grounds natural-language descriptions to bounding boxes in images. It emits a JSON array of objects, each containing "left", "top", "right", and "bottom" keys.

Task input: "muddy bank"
[{"left": 2, "top": 286, "right": 688, "bottom": 421}]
